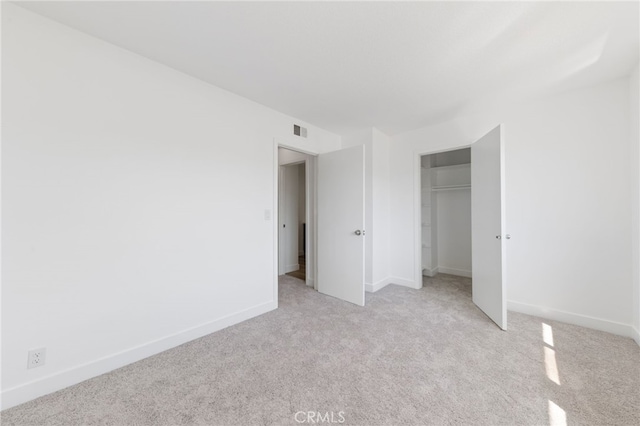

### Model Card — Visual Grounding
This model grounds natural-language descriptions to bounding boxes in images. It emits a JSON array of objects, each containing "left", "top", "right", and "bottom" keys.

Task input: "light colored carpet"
[{"left": 2, "top": 274, "right": 639, "bottom": 425}]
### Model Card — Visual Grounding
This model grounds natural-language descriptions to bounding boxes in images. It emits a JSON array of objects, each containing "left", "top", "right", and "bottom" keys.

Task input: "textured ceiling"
[{"left": 13, "top": 1, "right": 640, "bottom": 136}]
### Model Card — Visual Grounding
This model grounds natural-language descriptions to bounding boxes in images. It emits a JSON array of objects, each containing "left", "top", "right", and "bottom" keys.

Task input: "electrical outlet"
[{"left": 27, "top": 348, "right": 46, "bottom": 369}]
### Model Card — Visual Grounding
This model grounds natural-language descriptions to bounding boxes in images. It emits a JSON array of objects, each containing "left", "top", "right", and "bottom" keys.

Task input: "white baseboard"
[
  {"left": 437, "top": 266, "right": 472, "bottom": 278},
  {"left": 1, "top": 300, "right": 277, "bottom": 411},
  {"left": 365, "top": 277, "right": 420, "bottom": 292},
  {"left": 284, "top": 264, "right": 299, "bottom": 274},
  {"left": 365, "top": 278, "right": 393, "bottom": 293},
  {"left": 632, "top": 326, "right": 640, "bottom": 346},
  {"left": 508, "top": 300, "right": 635, "bottom": 340},
  {"left": 388, "top": 276, "right": 420, "bottom": 290},
  {"left": 422, "top": 267, "right": 438, "bottom": 277}
]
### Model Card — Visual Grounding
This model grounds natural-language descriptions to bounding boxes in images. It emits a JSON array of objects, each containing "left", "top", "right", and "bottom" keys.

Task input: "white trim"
[
  {"left": 422, "top": 267, "right": 438, "bottom": 277},
  {"left": 508, "top": 300, "right": 635, "bottom": 339},
  {"left": 275, "top": 138, "right": 321, "bottom": 157},
  {"left": 429, "top": 163, "right": 471, "bottom": 172},
  {"left": 365, "top": 277, "right": 393, "bottom": 293},
  {"left": 273, "top": 141, "right": 280, "bottom": 306},
  {"left": 307, "top": 156, "right": 318, "bottom": 291},
  {"left": 389, "top": 276, "right": 420, "bottom": 289},
  {"left": 437, "top": 266, "right": 472, "bottom": 278},
  {"left": 1, "top": 301, "right": 276, "bottom": 411},
  {"left": 413, "top": 152, "right": 423, "bottom": 290},
  {"left": 632, "top": 327, "right": 640, "bottom": 346},
  {"left": 367, "top": 277, "right": 423, "bottom": 292}
]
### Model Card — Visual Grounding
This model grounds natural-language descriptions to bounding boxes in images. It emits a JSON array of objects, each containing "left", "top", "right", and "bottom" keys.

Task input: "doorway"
[
  {"left": 274, "top": 142, "right": 366, "bottom": 307},
  {"left": 415, "top": 125, "right": 507, "bottom": 329},
  {"left": 421, "top": 147, "right": 472, "bottom": 280},
  {"left": 278, "top": 147, "right": 316, "bottom": 288},
  {"left": 279, "top": 161, "right": 306, "bottom": 281},
  {"left": 420, "top": 147, "right": 473, "bottom": 310}
]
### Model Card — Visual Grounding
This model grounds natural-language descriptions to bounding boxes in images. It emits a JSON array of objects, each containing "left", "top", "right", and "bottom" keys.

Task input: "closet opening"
[{"left": 421, "top": 147, "right": 472, "bottom": 297}]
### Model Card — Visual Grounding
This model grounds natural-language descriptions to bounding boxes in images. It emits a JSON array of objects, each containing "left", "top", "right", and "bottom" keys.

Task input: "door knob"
[
  {"left": 355, "top": 230, "right": 364, "bottom": 236},
  {"left": 505, "top": 234, "right": 511, "bottom": 239},
  {"left": 496, "top": 235, "right": 501, "bottom": 239}
]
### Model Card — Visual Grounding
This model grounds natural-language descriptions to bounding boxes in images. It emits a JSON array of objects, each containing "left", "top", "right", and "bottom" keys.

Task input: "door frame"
[
  {"left": 413, "top": 145, "right": 472, "bottom": 289},
  {"left": 273, "top": 140, "right": 319, "bottom": 307}
]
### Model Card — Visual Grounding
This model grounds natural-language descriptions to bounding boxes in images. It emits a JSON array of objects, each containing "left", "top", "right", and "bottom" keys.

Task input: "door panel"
[
  {"left": 278, "top": 167, "right": 285, "bottom": 275},
  {"left": 317, "top": 145, "right": 365, "bottom": 306},
  {"left": 471, "top": 125, "right": 507, "bottom": 330}
]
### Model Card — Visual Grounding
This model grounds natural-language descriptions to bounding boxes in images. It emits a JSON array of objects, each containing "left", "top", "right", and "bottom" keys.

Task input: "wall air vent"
[{"left": 293, "top": 124, "right": 307, "bottom": 138}]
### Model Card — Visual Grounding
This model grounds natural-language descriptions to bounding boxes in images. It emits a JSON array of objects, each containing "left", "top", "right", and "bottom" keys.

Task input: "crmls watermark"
[{"left": 294, "top": 411, "right": 346, "bottom": 424}]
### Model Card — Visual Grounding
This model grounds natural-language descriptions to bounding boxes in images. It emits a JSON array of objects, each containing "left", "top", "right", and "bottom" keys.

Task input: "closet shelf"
[
  {"left": 430, "top": 163, "right": 471, "bottom": 172},
  {"left": 432, "top": 184, "right": 471, "bottom": 191}
]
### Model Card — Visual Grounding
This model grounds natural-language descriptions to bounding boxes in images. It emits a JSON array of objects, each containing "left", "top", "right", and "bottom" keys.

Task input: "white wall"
[
  {"left": 2, "top": 4, "right": 340, "bottom": 409},
  {"left": 436, "top": 189, "right": 472, "bottom": 277},
  {"left": 391, "top": 77, "right": 634, "bottom": 337},
  {"left": 371, "top": 129, "right": 391, "bottom": 287},
  {"left": 630, "top": 63, "right": 640, "bottom": 344}
]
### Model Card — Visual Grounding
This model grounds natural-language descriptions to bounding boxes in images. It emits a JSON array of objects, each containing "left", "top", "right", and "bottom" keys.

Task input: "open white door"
[
  {"left": 317, "top": 145, "right": 365, "bottom": 306},
  {"left": 471, "top": 125, "right": 507, "bottom": 330}
]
